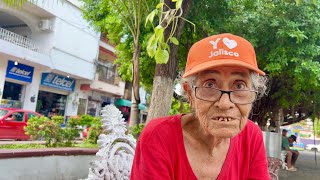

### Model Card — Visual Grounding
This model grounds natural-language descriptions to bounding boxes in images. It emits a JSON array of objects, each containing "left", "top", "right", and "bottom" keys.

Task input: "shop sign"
[
  {"left": 5, "top": 60, "right": 34, "bottom": 83},
  {"left": 40, "top": 73, "right": 76, "bottom": 92}
]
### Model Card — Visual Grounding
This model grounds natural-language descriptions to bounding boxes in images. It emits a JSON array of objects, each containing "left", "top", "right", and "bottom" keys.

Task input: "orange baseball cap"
[{"left": 183, "top": 33, "right": 265, "bottom": 78}]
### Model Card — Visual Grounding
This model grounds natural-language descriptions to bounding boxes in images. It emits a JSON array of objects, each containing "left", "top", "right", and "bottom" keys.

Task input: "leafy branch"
[{"left": 145, "top": 0, "right": 195, "bottom": 64}]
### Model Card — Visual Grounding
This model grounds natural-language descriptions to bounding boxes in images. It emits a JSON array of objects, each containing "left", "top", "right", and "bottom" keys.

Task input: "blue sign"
[
  {"left": 6, "top": 60, "right": 34, "bottom": 83},
  {"left": 41, "top": 73, "right": 76, "bottom": 92}
]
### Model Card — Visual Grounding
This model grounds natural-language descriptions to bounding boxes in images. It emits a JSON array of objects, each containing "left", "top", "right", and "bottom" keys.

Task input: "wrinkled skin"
[{"left": 183, "top": 66, "right": 253, "bottom": 139}]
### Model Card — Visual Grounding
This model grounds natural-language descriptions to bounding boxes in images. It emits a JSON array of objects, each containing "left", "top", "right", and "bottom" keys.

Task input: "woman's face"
[{"left": 186, "top": 66, "right": 254, "bottom": 138}]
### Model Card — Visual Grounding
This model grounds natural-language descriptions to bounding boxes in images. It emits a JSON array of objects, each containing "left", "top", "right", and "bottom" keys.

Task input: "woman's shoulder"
[
  {"left": 146, "top": 114, "right": 181, "bottom": 128},
  {"left": 139, "top": 114, "right": 182, "bottom": 143},
  {"left": 237, "top": 120, "right": 263, "bottom": 139}
]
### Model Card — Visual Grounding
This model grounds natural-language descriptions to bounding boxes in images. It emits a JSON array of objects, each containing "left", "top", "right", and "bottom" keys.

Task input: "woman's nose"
[{"left": 214, "top": 93, "right": 234, "bottom": 109}]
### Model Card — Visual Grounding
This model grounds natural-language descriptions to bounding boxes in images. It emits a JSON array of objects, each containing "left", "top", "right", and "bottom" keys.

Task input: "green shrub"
[
  {"left": 79, "top": 114, "right": 95, "bottom": 127},
  {"left": 24, "top": 116, "right": 63, "bottom": 147},
  {"left": 63, "top": 117, "right": 81, "bottom": 146},
  {"left": 169, "top": 98, "right": 190, "bottom": 115},
  {"left": 25, "top": 114, "right": 103, "bottom": 147},
  {"left": 51, "top": 115, "right": 65, "bottom": 124},
  {"left": 129, "top": 123, "right": 145, "bottom": 139},
  {"left": 85, "top": 117, "right": 103, "bottom": 144}
]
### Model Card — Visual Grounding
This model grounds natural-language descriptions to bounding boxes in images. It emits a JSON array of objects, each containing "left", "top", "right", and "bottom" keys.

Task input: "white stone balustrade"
[
  {"left": 0, "top": 27, "right": 45, "bottom": 54},
  {"left": 83, "top": 105, "right": 136, "bottom": 180}
]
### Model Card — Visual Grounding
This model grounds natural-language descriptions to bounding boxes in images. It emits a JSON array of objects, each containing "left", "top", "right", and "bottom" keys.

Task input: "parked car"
[
  {"left": 305, "top": 144, "right": 320, "bottom": 152},
  {"left": 0, "top": 108, "right": 42, "bottom": 140}
]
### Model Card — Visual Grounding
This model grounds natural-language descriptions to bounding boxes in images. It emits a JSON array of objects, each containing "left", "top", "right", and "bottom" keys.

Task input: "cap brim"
[{"left": 183, "top": 59, "right": 265, "bottom": 78}]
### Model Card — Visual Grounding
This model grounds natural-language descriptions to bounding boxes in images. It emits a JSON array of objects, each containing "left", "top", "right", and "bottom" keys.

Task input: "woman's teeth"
[{"left": 217, "top": 117, "right": 231, "bottom": 122}]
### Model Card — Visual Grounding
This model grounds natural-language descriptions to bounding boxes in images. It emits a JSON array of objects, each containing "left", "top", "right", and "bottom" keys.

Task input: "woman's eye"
[
  {"left": 203, "top": 81, "right": 216, "bottom": 88},
  {"left": 234, "top": 82, "right": 247, "bottom": 90}
]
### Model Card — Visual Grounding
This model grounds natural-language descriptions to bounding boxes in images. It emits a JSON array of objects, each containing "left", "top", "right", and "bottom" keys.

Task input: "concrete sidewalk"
[{"left": 278, "top": 150, "right": 320, "bottom": 180}]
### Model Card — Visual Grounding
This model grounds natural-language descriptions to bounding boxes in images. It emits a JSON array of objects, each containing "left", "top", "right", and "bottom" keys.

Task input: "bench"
[{"left": 83, "top": 105, "right": 136, "bottom": 180}]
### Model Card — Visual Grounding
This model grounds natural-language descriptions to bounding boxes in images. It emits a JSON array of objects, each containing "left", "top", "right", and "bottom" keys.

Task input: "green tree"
[
  {"left": 180, "top": 0, "right": 320, "bottom": 129},
  {"left": 80, "top": 0, "right": 155, "bottom": 127},
  {"left": 7, "top": 0, "right": 320, "bottom": 129},
  {"left": 226, "top": 0, "right": 320, "bottom": 129},
  {"left": 80, "top": 0, "right": 193, "bottom": 124},
  {"left": 146, "top": 0, "right": 193, "bottom": 122}
]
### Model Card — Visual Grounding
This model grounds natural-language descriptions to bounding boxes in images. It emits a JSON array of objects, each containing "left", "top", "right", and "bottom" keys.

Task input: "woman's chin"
[{"left": 207, "top": 128, "right": 241, "bottom": 138}]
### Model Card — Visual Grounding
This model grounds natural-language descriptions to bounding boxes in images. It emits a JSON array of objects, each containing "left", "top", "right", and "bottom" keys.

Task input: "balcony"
[
  {"left": 96, "top": 63, "right": 120, "bottom": 86},
  {"left": 88, "top": 62, "right": 125, "bottom": 96},
  {"left": 0, "top": 27, "right": 51, "bottom": 68},
  {"left": 0, "top": 27, "right": 45, "bottom": 54}
]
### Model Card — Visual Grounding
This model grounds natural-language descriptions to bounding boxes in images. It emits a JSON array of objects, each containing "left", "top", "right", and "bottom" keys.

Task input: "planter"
[{"left": 0, "top": 148, "right": 98, "bottom": 180}]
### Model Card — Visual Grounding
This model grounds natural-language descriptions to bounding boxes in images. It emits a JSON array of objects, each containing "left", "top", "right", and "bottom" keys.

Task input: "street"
[{"left": 279, "top": 150, "right": 320, "bottom": 180}]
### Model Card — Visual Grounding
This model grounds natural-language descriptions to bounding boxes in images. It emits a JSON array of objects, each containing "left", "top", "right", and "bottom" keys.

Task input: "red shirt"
[{"left": 130, "top": 114, "right": 270, "bottom": 180}]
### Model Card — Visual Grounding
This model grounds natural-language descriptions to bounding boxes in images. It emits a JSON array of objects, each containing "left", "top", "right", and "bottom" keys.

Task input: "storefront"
[
  {"left": 114, "top": 98, "right": 147, "bottom": 123},
  {"left": 78, "top": 84, "right": 116, "bottom": 117},
  {"left": 85, "top": 94, "right": 114, "bottom": 117},
  {"left": 37, "top": 91, "right": 67, "bottom": 117},
  {"left": 36, "top": 73, "right": 76, "bottom": 117},
  {"left": 0, "top": 60, "right": 34, "bottom": 108}
]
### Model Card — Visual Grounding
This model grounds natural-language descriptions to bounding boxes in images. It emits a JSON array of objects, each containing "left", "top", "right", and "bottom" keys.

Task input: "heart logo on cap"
[{"left": 223, "top": 38, "right": 237, "bottom": 49}]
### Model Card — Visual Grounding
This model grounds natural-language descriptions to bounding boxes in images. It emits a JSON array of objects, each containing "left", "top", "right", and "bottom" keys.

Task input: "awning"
[{"left": 114, "top": 99, "right": 147, "bottom": 110}]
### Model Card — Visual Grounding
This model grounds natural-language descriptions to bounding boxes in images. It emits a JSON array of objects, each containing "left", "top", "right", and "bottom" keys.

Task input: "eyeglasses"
[{"left": 193, "top": 86, "right": 257, "bottom": 105}]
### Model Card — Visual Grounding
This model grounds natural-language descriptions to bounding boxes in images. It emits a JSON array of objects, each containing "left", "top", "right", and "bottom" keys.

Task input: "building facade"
[{"left": 0, "top": 0, "right": 126, "bottom": 118}]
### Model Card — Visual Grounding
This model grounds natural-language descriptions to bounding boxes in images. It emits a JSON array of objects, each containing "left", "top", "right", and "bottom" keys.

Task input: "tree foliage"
[
  {"left": 80, "top": 0, "right": 156, "bottom": 88},
  {"left": 4, "top": 0, "right": 320, "bottom": 126},
  {"left": 145, "top": 0, "right": 194, "bottom": 64},
  {"left": 176, "top": 0, "right": 320, "bottom": 126},
  {"left": 81, "top": 0, "right": 157, "bottom": 126}
]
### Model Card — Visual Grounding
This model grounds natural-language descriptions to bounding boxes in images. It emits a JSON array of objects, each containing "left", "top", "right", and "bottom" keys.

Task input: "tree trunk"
[
  {"left": 146, "top": 0, "right": 192, "bottom": 123},
  {"left": 274, "top": 107, "right": 283, "bottom": 133},
  {"left": 129, "top": 39, "right": 141, "bottom": 127}
]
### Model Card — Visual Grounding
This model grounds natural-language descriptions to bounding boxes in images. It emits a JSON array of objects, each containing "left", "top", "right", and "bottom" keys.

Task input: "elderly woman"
[{"left": 131, "top": 33, "right": 270, "bottom": 179}]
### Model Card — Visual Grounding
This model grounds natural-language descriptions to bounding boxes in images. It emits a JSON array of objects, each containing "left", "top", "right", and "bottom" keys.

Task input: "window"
[
  {"left": 28, "top": 113, "right": 38, "bottom": 120},
  {"left": 11, "top": 112, "right": 24, "bottom": 122},
  {"left": 87, "top": 100, "right": 98, "bottom": 117},
  {"left": 3, "top": 81, "right": 23, "bottom": 101},
  {"left": 0, "top": 110, "right": 8, "bottom": 118},
  {"left": 77, "top": 98, "right": 87, "bottom": 115},
  {"left": 96, "top": 62, "right": 118, "bottom": 85}
]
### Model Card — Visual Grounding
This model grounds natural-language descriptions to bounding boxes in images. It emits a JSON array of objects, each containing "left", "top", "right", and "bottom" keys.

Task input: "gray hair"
[
  {"left": 179, "top": 71, "right": 268, "bottom": 101},
  {"left": 249, "top": 72, "right": 268, "bottom": 99}
]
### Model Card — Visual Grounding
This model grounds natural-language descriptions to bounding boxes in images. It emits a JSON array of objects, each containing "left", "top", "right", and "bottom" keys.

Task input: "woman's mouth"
[{"left": 212, "top": 117, "right": 236, "bottom": 122}]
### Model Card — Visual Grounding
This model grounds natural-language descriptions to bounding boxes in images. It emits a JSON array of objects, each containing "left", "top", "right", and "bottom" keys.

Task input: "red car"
[{"left": 0, "top": 108, "right": 42, "bottom": 140}]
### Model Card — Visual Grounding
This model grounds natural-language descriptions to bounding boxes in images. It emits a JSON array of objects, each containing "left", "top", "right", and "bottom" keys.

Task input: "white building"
[{"left": 0, "top": 0, "right": 125, "bottom": 118}]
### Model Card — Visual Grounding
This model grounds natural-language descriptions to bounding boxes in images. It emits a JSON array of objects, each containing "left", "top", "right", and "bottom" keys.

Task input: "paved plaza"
[{"left": 278, "top": 150, "right": 320, "bottom": 180}]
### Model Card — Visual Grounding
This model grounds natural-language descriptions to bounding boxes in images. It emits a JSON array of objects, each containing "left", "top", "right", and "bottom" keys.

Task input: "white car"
[{"left": 305, "top": 144, "right": 320, "bottom": 152}]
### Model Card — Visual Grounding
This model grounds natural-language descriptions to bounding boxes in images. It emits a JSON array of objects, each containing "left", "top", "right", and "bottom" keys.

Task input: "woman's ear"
[
  {"left": 182, "top": 83, "right": 193, "bottom": 102},
  {"left": 182, "top": 82, "right": 190, "bottom": 94}
]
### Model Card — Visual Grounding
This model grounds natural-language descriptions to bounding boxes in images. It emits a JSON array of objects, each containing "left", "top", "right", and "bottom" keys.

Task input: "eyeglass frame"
[{"left": 192, "top": 86, "right": 258, "bottom": 105}]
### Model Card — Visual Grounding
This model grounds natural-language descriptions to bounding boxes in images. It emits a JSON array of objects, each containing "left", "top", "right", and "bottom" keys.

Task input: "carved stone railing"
[
  {"left": 0, "top": 27, "right": 45, "bottom": 54},
  {"left": 83, "top": 105, "right": 136, "bottom": 180}
]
